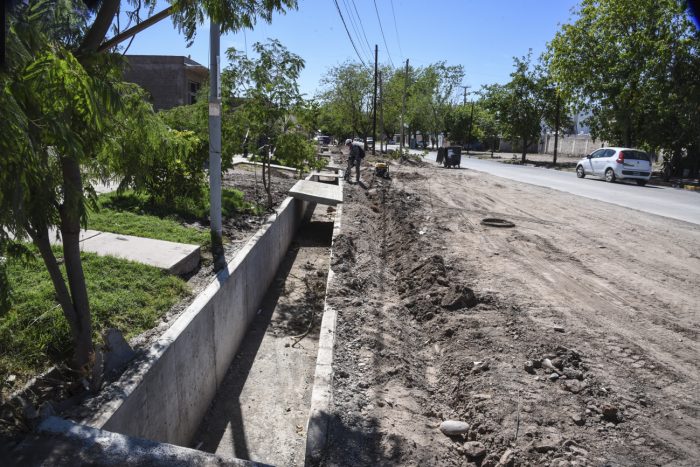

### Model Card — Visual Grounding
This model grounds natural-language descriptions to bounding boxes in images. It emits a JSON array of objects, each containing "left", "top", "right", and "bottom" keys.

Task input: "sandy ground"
[
  {"left": 322, "top": 160, "right": 699, "bottom": 466},
  {"left": 194, "top": 206, "right": 334, "bottom": 466}
]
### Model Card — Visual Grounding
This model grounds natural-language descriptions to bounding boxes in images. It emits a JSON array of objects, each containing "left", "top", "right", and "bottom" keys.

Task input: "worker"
[{"left": 344, "top": 138, "right": 365, "bottom": 183}]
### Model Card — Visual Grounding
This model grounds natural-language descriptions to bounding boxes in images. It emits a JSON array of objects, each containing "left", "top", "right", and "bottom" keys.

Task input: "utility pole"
[
  {"left": 459, "top": 85, "right": 469, "bottom": 148},
  {"left": 553, "top": 89, "right": 560, "bottom": 165},
  {"left": 209, "top": 20, "right": 225, "bottom": 271},
  {"left": 466, "top": 100, "right": 475, "bottom": 155},
  {"left": 379, "top": 71, "right": 384, "bottom": 154},
  {"left": 400, "top": 58, "right": 409, "bottom": 157},
  {"left": 372, "top": 44, "right": 378, "bottom": 155}
]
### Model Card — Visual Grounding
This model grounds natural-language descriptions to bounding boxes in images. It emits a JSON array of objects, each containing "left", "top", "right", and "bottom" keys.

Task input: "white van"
[{"left": 576, "top": 147, "right": 652, "bottom": 186}]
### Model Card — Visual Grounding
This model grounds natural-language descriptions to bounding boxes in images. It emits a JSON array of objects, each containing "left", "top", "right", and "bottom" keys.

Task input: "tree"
[
  {"left": 1, "top": 0, "right": 297, "bottom": 377},
  {"left": 423, "top": 62, "right": 464, "bottom": 148},
  {"left": 547, "top": 0, "right": 700, "bottom": 175},
  {"left": 318, "top": 62, "right": 374, "bottom": 147},
  {"left": 223, "top": 39, "right": 305, "bottom": 207},
  {"left": 481, "top": 52, "right": 548, "bottom": 163}
]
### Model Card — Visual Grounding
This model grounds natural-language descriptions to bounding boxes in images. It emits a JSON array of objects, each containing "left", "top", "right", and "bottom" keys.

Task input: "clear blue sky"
[{"left": 124, "top": 0, "right": 581, "bottom": 98}]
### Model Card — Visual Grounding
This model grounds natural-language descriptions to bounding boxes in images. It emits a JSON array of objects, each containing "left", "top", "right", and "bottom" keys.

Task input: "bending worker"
[{"left": 344, "top": 138, "right": 365, "bottom": 183}]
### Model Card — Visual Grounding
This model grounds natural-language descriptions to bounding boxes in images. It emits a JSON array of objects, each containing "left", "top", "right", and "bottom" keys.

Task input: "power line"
[
  {"left": 372, "top": 0, "right": 394, "bottom": 67},
  {"left": 333, "top": 0, "right": 369, "bottom": 68},
  {"left": 349, "top": 0, "right": 373, "bottom": 59},
  {"left": 389, "top": 0, "right": 403, "bottom": 60},
  {"left": 341, "top": 0, "right": 372, "bottom": 62}
]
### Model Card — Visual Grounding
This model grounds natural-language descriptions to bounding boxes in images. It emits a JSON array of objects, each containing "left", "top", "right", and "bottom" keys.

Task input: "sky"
[{"left": 123, "top": 0, "right": 581, "bottom": 98}]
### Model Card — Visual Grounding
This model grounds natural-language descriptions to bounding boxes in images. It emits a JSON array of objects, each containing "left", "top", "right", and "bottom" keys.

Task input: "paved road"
[{"left": 412, "top": 149, "right": 700, "bottom": 226}]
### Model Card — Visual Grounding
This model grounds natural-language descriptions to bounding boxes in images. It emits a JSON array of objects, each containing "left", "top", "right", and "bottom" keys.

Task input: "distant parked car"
[
  {"left": 415, "top": 141, "right": 427, "bottom": 149},
  {"left": 576, "top": 147, "right": 652, "bottom": 186}
]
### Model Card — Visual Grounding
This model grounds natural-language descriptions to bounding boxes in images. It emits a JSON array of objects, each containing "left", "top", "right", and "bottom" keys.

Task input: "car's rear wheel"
[
  {"left": 576, "top": 166, "right": 585, "bottom": 178},
  {"left": 636, "top": 179, "right": 647, "bottom": 186},
  {"left": 605, "top": 168, "right": 616, "bottom": 183}
]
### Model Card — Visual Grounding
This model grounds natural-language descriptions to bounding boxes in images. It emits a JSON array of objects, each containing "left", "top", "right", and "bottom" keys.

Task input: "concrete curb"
[{"left": 304, "top": 176, "right": 344, "bottom": 466}]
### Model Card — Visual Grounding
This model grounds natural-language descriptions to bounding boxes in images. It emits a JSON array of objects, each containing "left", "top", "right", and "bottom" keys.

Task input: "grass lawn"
[
  {"left": 88, "top": 189, "right": 260, "bottom": 246},
  {"left": 0, "top": 246, "right": 189, "bottom": 394}
]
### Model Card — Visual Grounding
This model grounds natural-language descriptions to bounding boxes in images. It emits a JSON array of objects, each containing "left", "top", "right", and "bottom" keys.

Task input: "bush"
[{"left": 274, "top": 132, "right": 325, "bottom": 173}]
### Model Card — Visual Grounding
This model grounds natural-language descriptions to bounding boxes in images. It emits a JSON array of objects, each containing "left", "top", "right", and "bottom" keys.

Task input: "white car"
[{"left": 576, "top": 147, "right": 652, "bottom": 186}]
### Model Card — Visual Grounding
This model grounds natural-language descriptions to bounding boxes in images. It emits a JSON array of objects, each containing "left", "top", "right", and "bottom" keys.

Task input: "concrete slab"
[
  {"left": 289, "top": 180, "right": 343, "bottom": 206},
  {"left": 80, "top": 232, "right": 200, "bottom": 275},
  {"left": 310, "top": 172, "right": 341, "bottom": 179},
  {"left": 2, "top": 416, "right": 269, "bottom": 467},
  {"left": 231, "top": 157, "right": 299, "bottom": 174}
]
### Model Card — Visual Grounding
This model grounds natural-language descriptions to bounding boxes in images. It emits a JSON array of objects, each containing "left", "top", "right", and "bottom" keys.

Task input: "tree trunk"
[
  {"left": 521, "top": 139, "right": 528, "bottom": 163},
  {"left": 59, "top": 157, "right": 94, "bottom": 371},
  {"left": 78, "top": 0, "right": 121, "bottom": 54},
  {"left": 32, "top": 224, "right": 82, "bottom": 346}
]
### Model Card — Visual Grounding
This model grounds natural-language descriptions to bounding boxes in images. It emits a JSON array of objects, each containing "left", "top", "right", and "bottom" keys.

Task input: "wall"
[
  {"left": 88, "top": 196, "right": 315, "bottom": 447},
  {"left": 540, "top": 133, "right": 607, "bottom": 157}
]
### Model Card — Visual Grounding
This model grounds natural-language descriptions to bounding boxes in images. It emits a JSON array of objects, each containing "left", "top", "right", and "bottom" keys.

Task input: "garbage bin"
[{"left": 444, "top": 146, "right": 462, "bottom": 168}]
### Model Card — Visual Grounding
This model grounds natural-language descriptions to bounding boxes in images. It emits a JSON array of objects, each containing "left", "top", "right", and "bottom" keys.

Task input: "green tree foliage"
[
  {"left": 318, "top": 62, "right": 374, "bottom": 146},
  {"left": 1, "top": 0, "right": 297, "bottom": 376},
  {"left": 223, "top": 39, "right": 305, "bottom": 207},
  {"left": 481, "top": 53, "right": 549, "bottom": 162},
  {"left": 547, "top": 0, "right": 700, "bottom": 175}
]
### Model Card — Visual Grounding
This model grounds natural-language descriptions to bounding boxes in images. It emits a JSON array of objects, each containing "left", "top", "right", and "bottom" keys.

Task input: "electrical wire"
[
  {"left": 333, "top": 0, "right": 369, "bottom": 68},
  {"left": 341, "top": 0, "right": 372, "bottom": 63},
  {"left": 373, "top": 0, "right": 394, "bottom": 67},
  {"left": 389, "top": 0, "right": 404, "bottom": 60},
  {"left": 349, "top": 0, "right": 373, "bottom": 60}
]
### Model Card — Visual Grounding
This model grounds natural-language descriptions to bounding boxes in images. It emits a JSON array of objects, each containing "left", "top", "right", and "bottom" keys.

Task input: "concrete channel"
[{"left": 7, "top": 173, "right": 343, "bottom": 466}]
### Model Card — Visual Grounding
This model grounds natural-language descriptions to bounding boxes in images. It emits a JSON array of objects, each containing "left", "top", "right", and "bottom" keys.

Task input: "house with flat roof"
[{"left": 123, "top": 55, "right": 208, "bottom": 110}]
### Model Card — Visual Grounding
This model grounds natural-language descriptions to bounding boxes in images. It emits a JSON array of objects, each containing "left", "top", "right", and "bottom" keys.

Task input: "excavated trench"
[{"left": 192, "top": 206, "right": 335, "bottom": 466}]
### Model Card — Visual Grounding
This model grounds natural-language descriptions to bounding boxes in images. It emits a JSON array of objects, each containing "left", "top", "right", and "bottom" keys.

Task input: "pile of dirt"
[{"left": 321, "top": 162, "right": 694, "bottom": 466}]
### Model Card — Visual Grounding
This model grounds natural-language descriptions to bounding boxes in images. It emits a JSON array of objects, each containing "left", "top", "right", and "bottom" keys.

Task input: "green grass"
[
  {"left": 88, "top": 189, "right": 260, "bottom": 246},
  {"left": 0, "top": 245, "right": 189, "bottom": 391}
]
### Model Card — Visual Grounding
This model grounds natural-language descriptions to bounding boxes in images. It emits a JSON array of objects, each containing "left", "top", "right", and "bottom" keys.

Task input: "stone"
[
  {"left": 102, "top": 329, "right": 136, "bottom": 377},
  {"left": 553, "top": 326, "right": 565, "bottom": 333},
  {"left": 533, "top": 431, "right": 563, "bottom": 453},
  {"left": 570, "top": 413, "right": 585, "bottom": 426},
  {"left": 498, "top": 448, "right": 515, "bottom": 466},
  {"left": 440, "top": 285, "right": 478, "bottom": 310},
  {"left": 563, "top": 379, "right": 583, "bottom": 394},
  {"left": 462, "top": 441, "right": 487, "bottom": 460},
  {"left": 439, "top": 420, "right": 470, "bottom": 436},
  {"left": 524, "top": 360, "right": 535, "bottom": 374},
  {"left": 549, "top": 372, "right": 560, "bottom": 381},
  {"left": 542, "top": 358, "right": 558, "bottom": 373},
  {"left": 601, "top": 404, "right": 620, "bottom": 423}
]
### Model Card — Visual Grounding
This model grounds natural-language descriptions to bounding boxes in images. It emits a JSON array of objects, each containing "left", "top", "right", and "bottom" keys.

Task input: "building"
[{"left": 123, "top": 55, "right": 208, "bottom": 110}]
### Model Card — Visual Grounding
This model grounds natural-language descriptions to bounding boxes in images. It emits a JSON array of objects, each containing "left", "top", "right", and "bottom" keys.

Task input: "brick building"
[{"left": 123, "top": 55, "right": 208, "bottom": 110}]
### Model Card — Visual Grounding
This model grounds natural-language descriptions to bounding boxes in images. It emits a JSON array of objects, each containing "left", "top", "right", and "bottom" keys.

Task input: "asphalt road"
[{"left": 413, "top": 149, "right": 700, "bottom": 226}]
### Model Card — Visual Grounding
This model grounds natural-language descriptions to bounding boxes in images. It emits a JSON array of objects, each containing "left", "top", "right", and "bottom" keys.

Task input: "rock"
[
  {"left": 532, "top": 359, "right": 543, "bottom": 369},
  {"left": 439, "top": 420, "right": 470, "bottom": 436},
  {"left": 563, "top": 379, "right": 583, "bottom": 394},
  {"left": 524, "top": 360, "right": 535, "bottom": 374},
  {"left": 542, "top": 358, "right": 558, "bottom": 373},
  {"left": 563, "top": 368, "right": 583, "bottom": 380},
  {"left": 462, "top": 441, "right": 487, "bottom": 460},
  {"left": 551, "top": 357, "right": 565, "bottom": 370},
  {"left": 102, "top": 328, "right": 136, "bottom": 377},
  {"left": 472, "top": 361, "right": 490, "bottom": 373},
  {"left": 553, "top": 326, "right": 565, "bottom": 333},
  {"left": 549, "top": 372, "right": 560, "bottom": 381},
  {"left": 440, "top": 285, "right": 478, "bottom": 310},
  {"left": 498, "top": 448, "right": 515, "bottom": 466},
  {"left": 533, "top": 431, "right": 563, "bottom": 453},
  {"left": 601, "top": 404, "right": 621, "bottom": 423},
  {"left": 570, "top": 412, "right": 585, "bottom": 426}
]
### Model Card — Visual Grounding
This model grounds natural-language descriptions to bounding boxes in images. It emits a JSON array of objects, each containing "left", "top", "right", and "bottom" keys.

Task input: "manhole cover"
[{"left": 481, "top": 218, "right": 515, "bottom": 228}]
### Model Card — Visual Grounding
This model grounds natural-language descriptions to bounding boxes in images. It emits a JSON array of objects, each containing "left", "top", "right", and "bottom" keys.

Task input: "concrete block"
[
  {"left": 5, "top": 416, "right": 270, "bottom": 467},
  {"left": 80, "top": 232, "right": 200, "bottom": 275},
  {"left": 289, "top": 180, "right": 343, "bottom": 206}
]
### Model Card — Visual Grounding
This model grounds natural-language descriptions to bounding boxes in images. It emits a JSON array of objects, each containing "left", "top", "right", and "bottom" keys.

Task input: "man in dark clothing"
[{"left": 344, "top": 138, "right": 365, "bottom": 182}]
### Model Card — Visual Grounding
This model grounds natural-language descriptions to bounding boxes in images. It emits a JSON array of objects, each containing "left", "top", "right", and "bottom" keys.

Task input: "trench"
[{"left": 191, "top": 205, "right": 335, "bottom": 466}]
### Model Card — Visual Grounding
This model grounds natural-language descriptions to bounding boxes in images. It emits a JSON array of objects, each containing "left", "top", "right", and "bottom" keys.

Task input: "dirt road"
[{"left": 322, "top": 161, "right": 699, "bottom": 466}]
